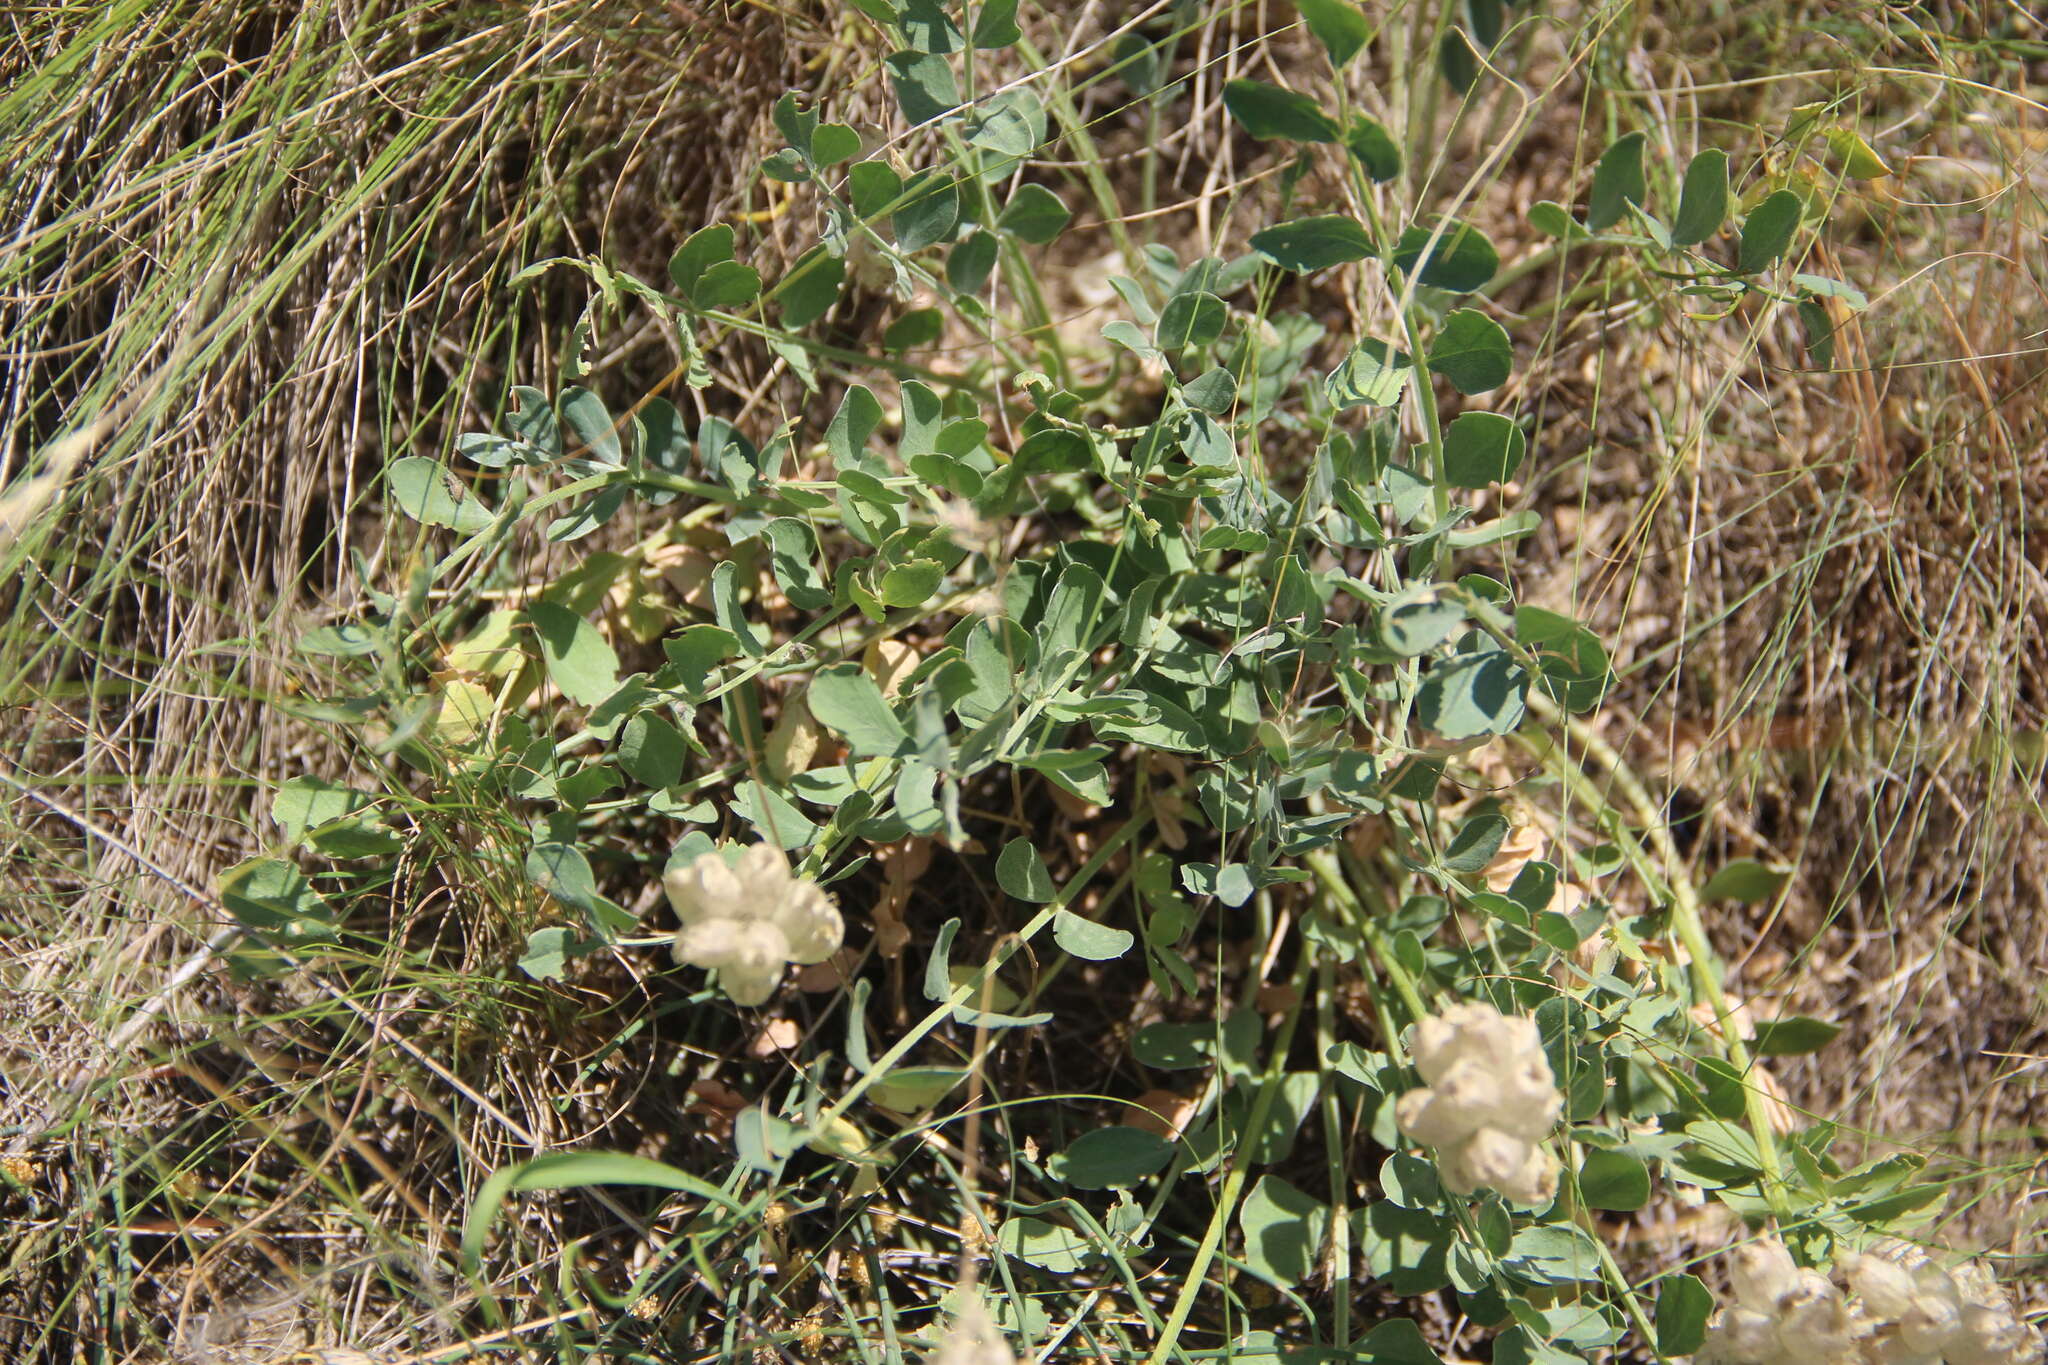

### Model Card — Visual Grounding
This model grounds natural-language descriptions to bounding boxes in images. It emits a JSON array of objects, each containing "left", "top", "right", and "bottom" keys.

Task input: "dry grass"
[
  {"left": 1499, "top": 12, "right": 2048, "bottom": 1262},
  {"left": 1, "top": 2, "right": 842, "bottom": 1356},
  {"left": 3, "top": 0, "right": 2046, "bottom": 1359},
  {"left": 1287, "top": 0, "right": 2048, "bottom": 1295}
]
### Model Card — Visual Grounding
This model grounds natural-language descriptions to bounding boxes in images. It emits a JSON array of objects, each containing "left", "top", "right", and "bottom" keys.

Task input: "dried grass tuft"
[{"left": 5, "top": 0, "right": 2045, "bottom": 1352}]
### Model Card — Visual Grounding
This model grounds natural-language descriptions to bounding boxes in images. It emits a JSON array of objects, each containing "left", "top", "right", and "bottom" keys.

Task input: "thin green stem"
[
  {"left": 1143, "top": 942, "right": 1316, "bottom": 1365},
  {"left": 1316, "top": 956, "right": 1354, "bottom": 1352},
  {"left": 817, "top": 816, "right": 1145, "bottom": 1128},
  {"left": 1521, "top": 691, "right": 1796, "bottom": 1223}
]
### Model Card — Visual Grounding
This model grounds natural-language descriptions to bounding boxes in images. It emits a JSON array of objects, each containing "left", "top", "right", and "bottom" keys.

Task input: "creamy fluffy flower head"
[
  {"left": 1394, "top": 1087, "right": 1470, "bottom": 1149},
  {"left": 1775, "top": 1271, "right": 1854, "bottom": 1359},
  {"left": 1705, "top": 1243, "right": 1865, "bottom": 1365},
  {"left": 1412, "top": 1002, "right": 1542, "bottom": 1087},
  {"left": 666, "top": 845, "right": 843, "bottom": 1006},
  {"left": 1848, "top": 1252, "right": 1922, "bottom": 1320},
  {"left": 1397, "top": 1002, "right": 1560, "bottom": 1203},
  {"left": 1729, "top": 1238, "right": 1802, "bottom": 1310},
  {"left": 1837, "top": 1242, "right": 2044, "bottom": 1365},
  {"left": 1709, "top": 1236, "right": 2045, "bottom": 1365},
  {"left": 1442, "top": 1127, "right": 1529, "bottom": 1195},
  {"left": 1963, "top": 1308, "right": 2045, "bottom": 1365}
]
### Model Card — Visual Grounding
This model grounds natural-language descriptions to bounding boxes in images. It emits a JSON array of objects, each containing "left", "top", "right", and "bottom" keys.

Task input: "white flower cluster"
[
  {"left": 1703, "top": 1238, "right": 1861, "bottom": 1365},
  {"left": 1701, "top": 1237, "right": 2044, "bottom": 1365},
  {"left": 925, "top": 1295, "right": 1016, "bottom": 1365},
  {"left": 1848, "top": 1241, "right": 2044, "bottom": 1365},
  {"left": 666, "top": 844, "right": 843, "bottom": 1006},
  {"left": 1394, "top": 1002, "right": 1562, "bottom": 1204}
]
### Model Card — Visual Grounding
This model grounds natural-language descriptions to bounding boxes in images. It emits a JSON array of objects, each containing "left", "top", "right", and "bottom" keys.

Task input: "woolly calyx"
[
  {"left": 1445, "top": 1126, "right": 1529, "bottom": 1193},
  {"left": 666, "top": 844, "right": 843, "bottom": 1006},
  {"left": 1411, "top": 1002, "right": 1542, "bottom": 1087},
  {"left": 1392, "top": 1087, "right": 1470, "bottom": 1149},
  {"left": 1729, "top": 1239, "right": 1802, "bottom": 1311},
  {"left": 1703, "top": 1237, "right": 2044, "bottom": 1365},
  {"left": 1395, "top": 1002, "right": 1562, "bottom": 1205},
  {"left": 1847, "top": 1242, "right": 2043, "bottom": 1365},
  {"left": 1847, "top": 1254, "right": 1922, "bottom": 1321},
  {"left": 1701, "top": 1239, "right": 1857, "bottom": 1365},
  {"left": 1718, "top": 1308, "right": 1781, "bottom": 1362},
  {"left": 1440, "top": 1127, "right": 1559, "bottom": 1205},
  {"left": 1777, "top": 1271, "right": 1857, "bottom": 1361}
]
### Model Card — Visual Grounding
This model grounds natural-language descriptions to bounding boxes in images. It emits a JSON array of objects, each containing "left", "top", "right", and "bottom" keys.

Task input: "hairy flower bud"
[
  {"left": 1776, "top": 1271, "right": 1854, "bottom": 1360},
  {"left": 1848, "top": 1253, "right": 1921, "bottom": 1320},
  {"left": 1478, "top": 1055, "right": 1567, "bottom": 1141},
  {"left": 1902, "top": 1275, "right": 1964, "bottom": 1357},
  {"left": 1443, "top": 1127, "right": 1530, "bottom": 1196},
  {"left": 1393, "top": 1087, "right": 1470, "bottom": 1149},
  {"left": 1507, "top": 1140, "right": 1560, "bottom": 1205},
  {"left": 1954, "top": 1306, "right": 2040, "bottom": 1365},
  {"left": 1718, "top": 1307, "right": 1779, "bottom": 1361},
  {"left": 1412, "top": 1002, "right": 1541, "bottom": 1087},
  {"left": 1729, "top": 1238, "right": 1802, "bottom": 1310},
  {"left": 1708, "top": 1238, "right": 2042, "bottom": 1365}
]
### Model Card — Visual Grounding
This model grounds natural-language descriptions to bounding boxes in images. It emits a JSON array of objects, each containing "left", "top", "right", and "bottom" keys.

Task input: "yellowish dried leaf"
[
  {"left": 863, "top": 638, "right": 920, "bottom": 697},
  {"left": 1125, "top": 1089, "right": 1197, "bottom": 1142},
  {"left": 649, "top": 542, "right": 715, "bottom": 610},
  {"left": 444, "top": 609, "right": 524, "bottom": 676},
  {"left": 1482, "top": 820, "right": 1547, "bottom": 893},
  {"left": 431, "top": 677, "right": 494, "bottom": 744},
  {"left": 765, "top": 690, "right": 825, "bottom": 781},
  {"left": 749, "top": 1017, "right": 802, "bottom": 1057}
]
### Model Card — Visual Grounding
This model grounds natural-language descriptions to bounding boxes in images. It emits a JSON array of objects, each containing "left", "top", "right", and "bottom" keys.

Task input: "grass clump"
[{"left": 3, "top": 1, "right": 2043, "bottom": 1362}]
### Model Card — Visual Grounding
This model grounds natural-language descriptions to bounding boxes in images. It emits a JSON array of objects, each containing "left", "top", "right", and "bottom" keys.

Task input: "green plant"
[{"left": 96, "top": 2, "right": 2038, "bottom": 1361}]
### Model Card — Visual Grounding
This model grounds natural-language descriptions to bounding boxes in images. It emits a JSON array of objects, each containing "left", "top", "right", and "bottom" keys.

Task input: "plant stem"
[
  {"left": 1521, "top": 691, "right": 1797, "bottom": 1223},
  {"left": 817, "top": 815, "right": 1145, "bottom": 1128},
  {"left": 1144, "top": 942, "right": 1316, "bottom": 1365}
]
